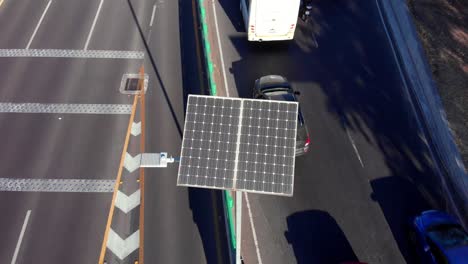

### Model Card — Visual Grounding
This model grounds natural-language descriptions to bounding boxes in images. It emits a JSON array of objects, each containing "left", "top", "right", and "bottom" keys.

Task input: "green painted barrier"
[
  {"left": 196, "top": 0, "right": 236, "bottom": 256},
  {"left": 197, "top": 0, "right": 217, "bottom": 96},
  {"left": 224, "top": 190, "right": 236, "bottom": 249}
]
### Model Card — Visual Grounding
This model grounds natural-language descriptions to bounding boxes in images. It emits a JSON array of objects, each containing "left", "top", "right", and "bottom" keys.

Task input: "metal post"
[{"left": 236, "top": 191, "right": 242, "bottom": 264}]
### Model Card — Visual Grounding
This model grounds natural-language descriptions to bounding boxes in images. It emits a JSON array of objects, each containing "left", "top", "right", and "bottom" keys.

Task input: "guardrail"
[{"left": 376, "top": 0, "right": 468, "bottom": 226}]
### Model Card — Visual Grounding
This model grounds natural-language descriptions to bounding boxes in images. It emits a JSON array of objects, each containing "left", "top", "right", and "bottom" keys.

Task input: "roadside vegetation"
[{"left": 408, "top": 0, "right": 468, "bottom": 168}]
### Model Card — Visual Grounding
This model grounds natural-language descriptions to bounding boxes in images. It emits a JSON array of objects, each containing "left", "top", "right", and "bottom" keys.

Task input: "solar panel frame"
[{"left": 177, "top": 95, "right": 298, "bottom": 196}]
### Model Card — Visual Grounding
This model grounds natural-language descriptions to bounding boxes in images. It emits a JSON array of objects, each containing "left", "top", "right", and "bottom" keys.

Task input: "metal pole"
[{"left": 236, "top": 191, "right": 242, "bottom": 264}]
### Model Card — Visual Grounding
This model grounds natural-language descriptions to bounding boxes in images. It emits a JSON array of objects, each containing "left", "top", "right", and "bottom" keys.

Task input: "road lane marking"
[
  {"left": 115, "top": 190, "right": 141, "bottom": 213},
  {"left": 0, "top": 178, "right": 115, "bottom": 192},
  {"left": 131, "top": 122, "right": 142, "bottom": 136},
  {"left": 124, "top": 153, "right": 142, "bottom": 172},
  {"left": 26, "top": 0, "right": 52, "bottom": 49},
  {"left": 99, "top": 95, "right": 138, "bottom": 264},
  {"left": 149, "top": 4, "right": 156, "bottom": 27},
  {"left": 211, "top": 0, "right": 230, "bottom": 97},
  {"left": 11, "top": 210, "right": 31, "bottom": 264},
  {"left": 0, "top": 49, "right": 144, "bottom": 59},
  {"left": 84, "top": 0, "right": 105, "bottom": 50},
  {"left": 0, "top": 103, "right": 132, "bottom": 114},
  {"left": 244, "top": 193, "right": 263, "bottom": 264},
  {"left": 345, "top": 127, "right": 364, "bottom": 167},
  {"left": 106, "top": 229, "right": 139, "bottom": 260}
]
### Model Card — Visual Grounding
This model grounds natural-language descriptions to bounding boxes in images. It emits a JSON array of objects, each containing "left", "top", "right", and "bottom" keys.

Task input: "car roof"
[
  {"left": 418, "top": 210, "right": 459, "bottom": 230},
  {"left": 445, "top": 245, "right": 468, "bottom": 264}
]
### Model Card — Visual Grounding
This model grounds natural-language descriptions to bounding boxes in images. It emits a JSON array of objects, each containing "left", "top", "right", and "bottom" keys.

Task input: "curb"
[{"left": 376, "top": 0, "right": 468, "bottom": 225}]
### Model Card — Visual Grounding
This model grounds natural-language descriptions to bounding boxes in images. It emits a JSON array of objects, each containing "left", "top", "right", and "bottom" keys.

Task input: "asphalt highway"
[
  {"left": 0, "top": 0, "right": 228, "bottom": 263},
  {"left": 0, "top": 0, "right": 446, "bottom": 263},
  {"left": 213, "top": 0, "right": 442, "bottom": 263}
]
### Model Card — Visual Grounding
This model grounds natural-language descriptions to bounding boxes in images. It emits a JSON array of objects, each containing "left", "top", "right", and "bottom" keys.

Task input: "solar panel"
[{"left": 177, "top": 95, "right": 298, "bottom": 196}]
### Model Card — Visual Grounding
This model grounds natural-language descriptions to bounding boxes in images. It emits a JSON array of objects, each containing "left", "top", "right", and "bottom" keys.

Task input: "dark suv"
[{"left": 253, "top": 75, "right": 310, "bottom": 156}]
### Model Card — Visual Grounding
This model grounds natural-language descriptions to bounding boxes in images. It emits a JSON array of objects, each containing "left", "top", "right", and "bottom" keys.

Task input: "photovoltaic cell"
[
  {"left": 178, "top": 96, "right": 241, "bottom": 189},
  {"left": 236, "top": 99, "right": 297, "bottom": 195},
  {"left": 177, "top": 95, "right": 298, "bottom": 196}
]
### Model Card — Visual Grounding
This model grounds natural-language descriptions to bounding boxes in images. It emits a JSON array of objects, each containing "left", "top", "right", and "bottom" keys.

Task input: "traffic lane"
[
  {"left": 143, "top": 0, "right": 229, "bottom": 262},
  {"left": 216, "top": 0, "right": 437, "bottom": 263},
  {"left": 0, "top": 192, "right": 36, "bottom": 264},
  {"left": 86, "top": 0, "right": 151, "bottom": 51},
  {"left": 0, "top": 0, "right": 47, "bottom": 48},
  {"left": 0, "top": 191, "right": 110, "bottom": 264},
  {"left": 143, "top": 75, "right": 207, "bottom": 263},
  {"left": 28, "top": 0, "right": 99, "bottom": 50},
  {"left": 0, "top": 58, "right": 141, "bottom": 104},
  {"left": 301, "top": 0, "right": 440, "bottom": 260},
  {"left": 241, "top": 89, "right": 399, "bottom": 264},
  {"left": 0, "top": 114, "right": 128, "bottom": 180}
]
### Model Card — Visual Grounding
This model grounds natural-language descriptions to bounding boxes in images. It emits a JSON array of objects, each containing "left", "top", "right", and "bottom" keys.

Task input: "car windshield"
[
  {"left": 263, "top": 90, "right": 293, "bottom": 100},
  {"left": 427, "top": 224, "right": 468, "bottom": 249}
]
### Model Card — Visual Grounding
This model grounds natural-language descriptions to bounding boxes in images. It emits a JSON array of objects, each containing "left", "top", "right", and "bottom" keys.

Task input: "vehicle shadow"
[
  {"left": 217, "top": 0, "right": 245, "bottom": 32},
  {"left": 284, "top": 210, "right": 359, "bottom": 264},
  {"left": 370, "top": 175, "right": 432, "bottom": 263}
]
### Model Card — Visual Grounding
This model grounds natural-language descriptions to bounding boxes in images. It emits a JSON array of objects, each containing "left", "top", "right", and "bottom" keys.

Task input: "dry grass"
[{"left": 408, "top": 0, "right": 468, "bottom": 167}]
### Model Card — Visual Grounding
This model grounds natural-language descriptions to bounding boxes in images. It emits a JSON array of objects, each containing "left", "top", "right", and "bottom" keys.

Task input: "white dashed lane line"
[
  {"left": 26, "top": 0, "right": 52, "bottom": 49},
  {"left": 11, "top": 210, "right": 31, "bottom": 264},
  {"left": 345, "top": 126, "right": 365, "bottom": 168},
  {"left": 84, "top": 0, "right": 105, "bottom": 50},
  {"left": 244, "top": 192, "right": 263, "bottom": 264}
]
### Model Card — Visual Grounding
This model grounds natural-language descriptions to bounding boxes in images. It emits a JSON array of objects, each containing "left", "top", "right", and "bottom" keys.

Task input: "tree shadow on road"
[
  {"left": 285, "top": 210, "right": 359, "bottom": 264},
  {"left": 370, "top": 175, "right": 432, "bottom": 263},
  {"left": 221, "top": 0, "right": 459, "bottom": 260}
]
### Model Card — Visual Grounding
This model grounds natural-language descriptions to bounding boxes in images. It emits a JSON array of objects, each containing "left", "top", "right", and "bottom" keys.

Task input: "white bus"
[{"left": 240, "top": 0, "right": 301, "bottom": 41}]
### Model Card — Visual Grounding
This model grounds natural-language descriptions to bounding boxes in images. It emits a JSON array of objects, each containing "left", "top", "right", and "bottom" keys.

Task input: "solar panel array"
[{"left": 177, "top": 95, "right": 298, "bottom": 196}]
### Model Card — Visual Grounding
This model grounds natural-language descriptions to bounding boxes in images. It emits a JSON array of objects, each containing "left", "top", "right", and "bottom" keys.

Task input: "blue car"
[{"left": 410, "top": 210, "right": 468, "bottom": 263}]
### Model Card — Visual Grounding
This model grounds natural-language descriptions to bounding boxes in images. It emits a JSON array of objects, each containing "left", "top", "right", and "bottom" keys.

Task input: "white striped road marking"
[
  {"left": 0, "top": 49, "right": 144, "bottom": 59},
  {"left": 115, "top": 190, "right": 140, "bottom": 214},
  {"left": 107, "top": 229, "right": 139, "bottom": 260},
  {"left": 244, "top": 193, "right": 263, "bottom": 264},
  {"left": 345, "top": 127, "right": 364, "bottom": 167},
  {"left": 0, "top": 178, "right": 115, "bottom": 192},
  {"left": 11, "top": 210, "right": 31, "bottom": 264},
  {"left": 124, "top": 153, "right": 141, "bottom": 173},
  {"left": 84, "top": 0, "right": 105, "bottom": 50},
  {"left": 211, "top": 0, "right": 230, "bottom": 97},
  {"left": 26, "top": 0, "right": 52, "bottom": 49},
  {"left": 131, "top": 122, "right": 141, "bottom": 136},
  {"left": 146, "top": 4, "right": 157, "bottom": 43},
  {"left": 0, "top": 103, "right": 132, "bottom": 114},
  {"left": 149, "top": 4, "right": 157, "bottom": 27}
]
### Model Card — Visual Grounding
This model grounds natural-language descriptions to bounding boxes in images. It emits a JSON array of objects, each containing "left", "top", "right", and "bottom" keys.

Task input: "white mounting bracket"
[{"left": 140, "top": 153, "right": 178, "bottom": 168}]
